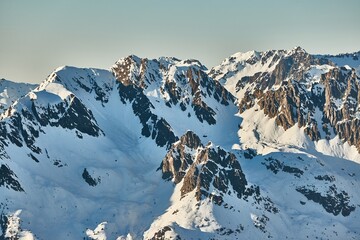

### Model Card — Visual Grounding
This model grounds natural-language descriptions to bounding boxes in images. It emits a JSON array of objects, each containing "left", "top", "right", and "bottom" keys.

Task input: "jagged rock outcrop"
[
  {"left": 161, "top": 131, "right": 247, "bottom": 205},
  {"left": 116, "top": 76, "right": 177, "bottom": 149},
  {"left": 210, "top": 48, "right": 360, "bottom": 151},
  {"left": 296, "top": 184, "right": 356, "bottom": 217},
  {"left": 82, "top": 168, "right": 100, "bottom": 187},
  {"left": 161, "top": 131, "right": 202, "bottom": 183},
  {"left": 161, "top": 131, "right": 279, "bottom": 214},
  {"left": 151, "top": 226, "right": 181, "bottom": 240},
  {"left": 0, "top": 65, "right": 179, "bottom": 160},
  {"left": 112, "top": 55, "right": 234, "bottom": 125},
  {"left": 322, "top": 68, "right": 360, "bottom": 149},
  {"left": 0, "top": 49, "right": 360, "bottom": 240},
  {"left": 0, "top": 164, "right": 23, "bottom": 192},
  {"left": 0, "top": 82, "right": 104, "bottom": 156}
]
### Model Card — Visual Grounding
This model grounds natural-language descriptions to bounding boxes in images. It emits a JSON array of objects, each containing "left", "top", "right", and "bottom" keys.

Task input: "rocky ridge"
[
  {"left": 161, "top": 131, "right": 278, "bottom": 211},
  {"left": 112, "top": 55, "right": 234, "bottom": 126},
  {"left": 0, "top": 49, "right": 359, "bottom": 240},
  {"left": 0, "top": 55, "right": 240, "bottom": 239},
  {"left": 161, "top": 131, "right": 248, "bottom": 205},
  {"left": 210, "top": 47, "right": 360, "bottom": 151}
]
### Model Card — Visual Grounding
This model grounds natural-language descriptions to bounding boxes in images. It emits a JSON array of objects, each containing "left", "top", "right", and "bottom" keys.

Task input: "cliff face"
[
  {"left": 112, "top": 55, "right": 234, "bottom": 126},
  {"left": 161, "top": 131, "right": 248, "bottom": 205},
  {"left": 160, "top": 131, "right": 278, "bottom": 218},
  {"left": 210, "top": 48, "right": 360, "bottom": 151},
  {"left": 1, "top": 49, "right": 360, "bottom": 240},
  {"left": 322, "top": 68, "right": 360, "bottom": 149}
]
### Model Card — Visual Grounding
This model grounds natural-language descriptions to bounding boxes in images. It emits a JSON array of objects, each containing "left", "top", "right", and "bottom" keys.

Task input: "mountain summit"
[{"left": 0, "top": 48, "right": 360, "bottom": 240}]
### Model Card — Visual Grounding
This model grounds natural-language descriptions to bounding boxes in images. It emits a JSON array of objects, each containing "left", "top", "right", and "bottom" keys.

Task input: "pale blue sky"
[{"left": 1, "top": 0, "right": 359, "bottom": 83}]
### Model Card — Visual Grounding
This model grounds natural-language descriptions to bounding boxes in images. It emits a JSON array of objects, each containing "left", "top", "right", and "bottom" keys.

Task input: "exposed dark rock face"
[
  {"left": 0, "top": 94, "right": 103, "bottom": 157},
  {"left": 0, "top": 164, "right": 24, "bottom": 192},
  {"left": 236, "top": 48, "right": 315, "bottom": 91},
  {"left": 116, "top": 80, "right": 177, "bottom": 149},
  {"left": 161, "top": 131, "right": 247, "bottom": 204},
  {"left": 111, "top": 55, "right": 142, "bottom": 87},
  {"left": 161, "top": 131, "right": 278, "bottom": 215},
  {"left": 216, "top": 225, "right": 244, "bottom": 236},
  {"left": 0, "top": 213, "right": 7, "bottom": 240},
  {"left": 151, "top": 226, "right": 181, "bottom": 240},
  {"left": 243, "top": 148, "right": 257, "bottom": 159},
  {"left": 182, "top": 146, "right": 247, "bottom": 204},
  {"left": 31, "top": 96, "right": 102, "bottom": 137},
  {"left": 161, "top": 131, "right": 202, "bottom": 183},
  {"left": 209, "top": 50, "right": 287, "bottom": 84},
  {"left": 262, "top": 157, "right": 304, "bottom": 178},
  {"left": 56, "top": 74, "right": 112, "bottom": 106},
  {"left": 112, "top": 55, "right": 235, "bottom": 125},
  {"left": 251, "top": 214, "right": 269, "bottom": 233},
  {"left": 0, "top": 63, "right": 178, "bottom": 162},
  {"left": 314, "top": 175, "right": 335, "bottom": 182},
  {"left": 0, "top": 51, "right": 359, "bottom": 239},
  {"left": 216, "top": 49, "right": 360, "bottom": 151},
  {"left": 0, "top": 66, "right": 119, "bottom": 154},
  {"left": 322, "top": 68, "right": 360, "bottom": 150},
  {"left": 82, "top": 168, "right": 99, "bottom": 187},
  {"left": 296, "top": 185, "right": 356, "bottom": 216},
  {"left": 235, "top": 52, "right": 327, "bottom": 140}
]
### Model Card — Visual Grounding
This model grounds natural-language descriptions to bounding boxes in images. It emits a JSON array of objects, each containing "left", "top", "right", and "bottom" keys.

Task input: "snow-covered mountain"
[
  {"left": 0, "top": 48, "right": 360, "bottom": 240},
  {"left": 0, "top": 79, "right": 37, "bottom": 114},
  {"left": 209, "top": 47, "right": 360, "bottom": 156}
]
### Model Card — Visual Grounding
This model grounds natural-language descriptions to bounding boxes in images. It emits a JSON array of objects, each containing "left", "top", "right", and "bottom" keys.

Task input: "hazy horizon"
[{"left": 1, "top": 0, "right": 360, "bottom": 83}]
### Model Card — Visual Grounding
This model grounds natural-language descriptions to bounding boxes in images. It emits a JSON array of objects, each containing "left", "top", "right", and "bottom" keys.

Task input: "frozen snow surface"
[
  {"left": 0, "top": 48, "right": 360, "bottom": 240},
  {"left": 0, "top": 79, "right": 37, "bottom": 114}
]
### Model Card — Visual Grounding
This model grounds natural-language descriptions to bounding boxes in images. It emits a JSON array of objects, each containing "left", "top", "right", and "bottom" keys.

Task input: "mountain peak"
[
  {"left": 210, "top": 46, "right": 360, "bottom": 155},
  {"left": 226, "top": 50, "right": 259, "bottom": 63},
  {"left": 0, "top": 78, "right": 37, "bottom": 114},
  {"left": 1, "top": 50, "right": 360, "bottom": 240},
  {"left": 290, "top": 46, "right": 307, "bottom": 54},
  {"left": 117, "top": 54, "right": 142, "bottom": 66},
  {"left": 179, "top": 130, "right": 202, "bottom": 149}
]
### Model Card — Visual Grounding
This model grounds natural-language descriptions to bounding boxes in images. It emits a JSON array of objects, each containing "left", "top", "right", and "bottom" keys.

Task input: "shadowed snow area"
[{"left": 0, "top": 49, "right": 360, "bottom": 239}]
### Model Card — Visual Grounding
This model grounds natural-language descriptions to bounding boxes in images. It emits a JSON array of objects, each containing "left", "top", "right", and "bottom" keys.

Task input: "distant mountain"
[
  {"left": 315, "top": 51, "right": 360, "bottom": 72},
  {"left": 0, "top": 79, "right": 37, "bottom": 114},
  {"left": 0, "top": 48, "right": 360, "bottom": 240}
]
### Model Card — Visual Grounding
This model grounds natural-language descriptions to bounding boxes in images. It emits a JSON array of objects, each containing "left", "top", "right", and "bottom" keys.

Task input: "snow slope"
[
  {"left": 0, "top": 79, "right": 37, "bottom": 114},
  {"left": 0, "top": 49, "right": 360, "bottom": 240},
  {"left": 0, "top": 61, "right": 241, "bottom": 239},
  {"left": 0, "top": 66, "right": 177, "bottom": 239}
]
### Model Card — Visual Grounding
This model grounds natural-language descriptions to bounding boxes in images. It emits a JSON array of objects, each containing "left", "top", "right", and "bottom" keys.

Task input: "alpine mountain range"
[{"left": 0, "top": 47, "right": 360, "bottom": 240}]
